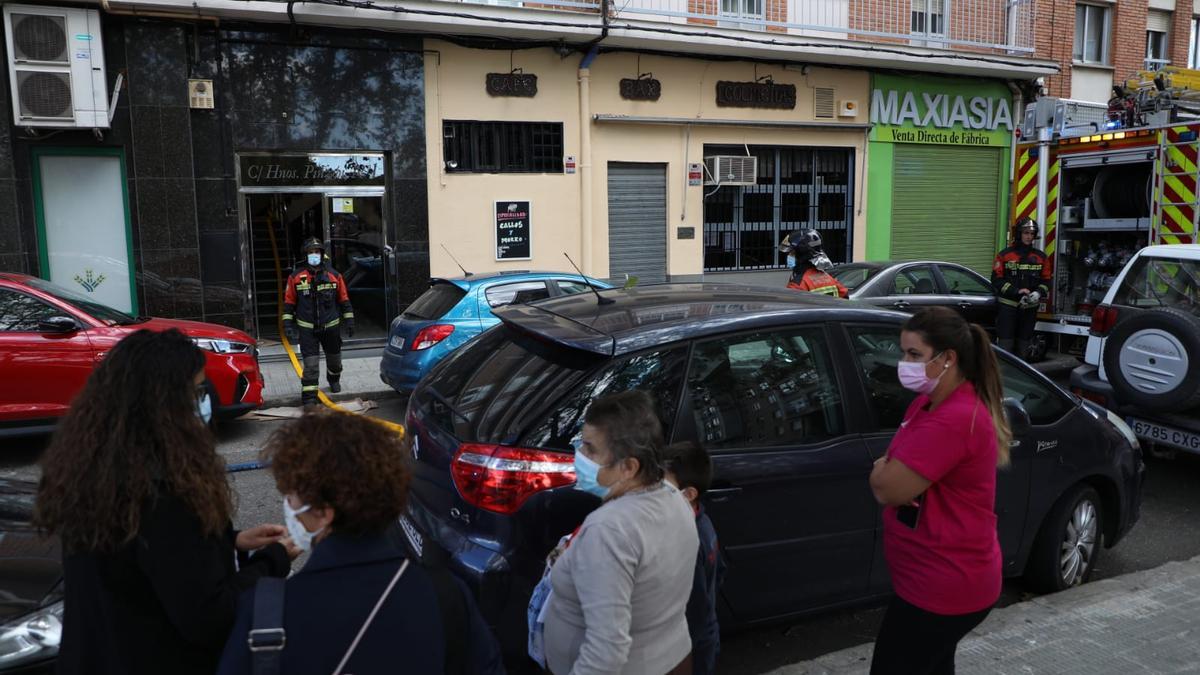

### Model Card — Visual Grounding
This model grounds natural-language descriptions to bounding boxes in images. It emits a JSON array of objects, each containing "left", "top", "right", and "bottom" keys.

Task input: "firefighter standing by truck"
[
  {"left": 991, "top": 217, "right": 1050, "bottom": 360},
  {"left": 283, "top": 237, "right": 355, "bottom": 409},
  {"left": 781, "top": 229, "right": 848, "bottom": 298}
]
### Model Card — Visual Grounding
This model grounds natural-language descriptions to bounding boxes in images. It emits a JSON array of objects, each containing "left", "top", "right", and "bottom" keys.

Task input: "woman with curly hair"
[
  {"left": 34, "top": 329, "right": 295, "bottom": 675},
  {"left": 217, "top": 411, "right": 503, "bottom": 675}
]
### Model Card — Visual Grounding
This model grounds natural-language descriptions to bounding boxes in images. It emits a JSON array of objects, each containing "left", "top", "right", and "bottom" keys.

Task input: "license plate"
[
  {"left": 1127, "top": 417, "right": 1200, "bottom": 453},
  {"left": 398, "top": 514, "right": 424, "bottom": 558},
  {"left": 389, "top": 335, "right": 405, "bottom": 350}
]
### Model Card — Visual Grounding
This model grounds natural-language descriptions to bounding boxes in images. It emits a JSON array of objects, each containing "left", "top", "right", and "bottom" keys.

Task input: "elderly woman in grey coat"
[{"left": 544, "top": 390, "right": 700, "bottom": 675}]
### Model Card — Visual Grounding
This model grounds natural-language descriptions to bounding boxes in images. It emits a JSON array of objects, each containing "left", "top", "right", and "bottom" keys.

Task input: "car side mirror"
[
  {"left": 1002, "top": 397, "right": 1031, "bottom": 436},
  {"left": 38, "top": 316, "right": 80, "bottom": 334}
]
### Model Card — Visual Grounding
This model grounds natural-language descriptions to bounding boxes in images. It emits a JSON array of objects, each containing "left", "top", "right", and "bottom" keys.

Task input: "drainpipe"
[{"left": 578, "top": 1, "right": 606, "bottom": 275}]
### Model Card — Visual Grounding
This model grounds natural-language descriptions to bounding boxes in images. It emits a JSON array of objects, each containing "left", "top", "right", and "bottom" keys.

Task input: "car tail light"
[
  {"left": 1089, "top": 305, "right": 1119, "bottom": 336},
  {"left": 412, "top": 324, "right": 454, "bottom": 351},
  {"left": 451, "top": 443, "right": 576, "bottom": 515}
]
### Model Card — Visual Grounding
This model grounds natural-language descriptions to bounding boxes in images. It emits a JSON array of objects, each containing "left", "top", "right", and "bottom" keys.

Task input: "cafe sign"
[
  {"left": 239, "top": 154, "right": 385, "bottom": 188},
  {"left": 869, "top": 74, "right": 1014, "bottom": 148}
]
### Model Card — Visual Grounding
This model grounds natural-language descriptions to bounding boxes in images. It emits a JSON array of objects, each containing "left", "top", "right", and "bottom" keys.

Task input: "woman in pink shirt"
[{"left": 868, "top": 306, "right": 1012, "bottom": 675}]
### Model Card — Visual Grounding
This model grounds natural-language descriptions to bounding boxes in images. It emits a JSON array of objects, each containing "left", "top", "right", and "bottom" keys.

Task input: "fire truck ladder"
[{"left": 1154, "top": 126, "right": 1200, "bottom": 246}]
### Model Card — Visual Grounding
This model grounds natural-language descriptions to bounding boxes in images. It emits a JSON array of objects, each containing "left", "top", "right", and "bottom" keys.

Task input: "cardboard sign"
[
  {"left": 496, "top": 201, "right": 532, "bottom": 260},
  {"left": 333, "top": 197, "right": 354, "bottom": 214}
]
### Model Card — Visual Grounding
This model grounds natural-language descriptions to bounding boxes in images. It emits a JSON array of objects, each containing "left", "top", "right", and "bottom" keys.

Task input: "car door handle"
[
  {"left": 706, "top": 487, "right": 743, "bottom": 503},
  {"left": 957, "top": 301, "right": 973, "bottom": 309},
  {"left": 892, "top": 300, "right": 911, "bottom": 310}
]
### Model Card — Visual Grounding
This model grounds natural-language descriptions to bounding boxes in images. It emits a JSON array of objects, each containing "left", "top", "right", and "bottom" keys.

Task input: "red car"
[{"left": 0, "top": 273, "right": 263, "bottom": 437}]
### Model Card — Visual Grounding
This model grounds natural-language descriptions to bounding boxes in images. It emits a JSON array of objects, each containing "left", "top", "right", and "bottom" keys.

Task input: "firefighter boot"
[
  {"left": 327, "top": 351, "right": 343, "bottom": 394},
  {"left": 301, "top": 354, "right": 321, "bottom": 407}
]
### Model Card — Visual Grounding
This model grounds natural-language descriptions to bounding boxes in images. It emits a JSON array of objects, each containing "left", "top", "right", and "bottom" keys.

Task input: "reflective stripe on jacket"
[
  {"left": 282, "top": 263, "right": 353, "bottom": 331},
  {"left": 787, "top": 268, "right": 849, "bottom": 298},
  {"left": 991, "top": 245, "right": 1051, "bottom": 307}
]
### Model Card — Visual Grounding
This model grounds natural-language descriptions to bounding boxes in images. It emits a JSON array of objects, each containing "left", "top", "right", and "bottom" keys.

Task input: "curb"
[{"left": 260, "top": 387, "right": 401, "bottom": 411}]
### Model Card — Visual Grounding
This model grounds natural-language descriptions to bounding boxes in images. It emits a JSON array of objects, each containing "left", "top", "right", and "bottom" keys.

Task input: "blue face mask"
[
  {"left": 572, "top": 444, "right": 610, "bottom": 499},
  {"left": 307, "top": 253, "right": 322, "bottom": 267},
  {"left": 787, "top": 254, "right": 796, "bottom": 269},
  {"left": 196, "top": 392, "right": 212, "bottom": 426}
]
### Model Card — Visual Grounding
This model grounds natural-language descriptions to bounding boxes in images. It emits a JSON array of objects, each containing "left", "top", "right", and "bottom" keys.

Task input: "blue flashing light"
[
  {"left": 1105, "top": 119, "right": 1121, "bottom": 130},
  {"left": 1180, "top": 130, "right": 1198, "bottom": 142}
]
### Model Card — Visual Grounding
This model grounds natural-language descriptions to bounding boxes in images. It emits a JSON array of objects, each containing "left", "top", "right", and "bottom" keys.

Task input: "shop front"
[
  {"left": 0, "top": 17, "right": 428, "bottom": 342},
  {"left": 424, "top": 42, "right": 871, "bottom": 286},
  {"left": 865, "top": 74, "right": 1015, "bottom": 275}
]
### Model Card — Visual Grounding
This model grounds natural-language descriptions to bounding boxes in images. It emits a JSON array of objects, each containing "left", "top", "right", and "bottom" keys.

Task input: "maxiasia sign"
[{"left": 870, "top": 89, "right": 1014, "bottom": 132}]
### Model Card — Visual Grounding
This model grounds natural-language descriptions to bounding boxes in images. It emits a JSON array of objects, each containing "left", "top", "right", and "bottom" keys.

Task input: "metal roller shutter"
[
  {"left": 1147, "top": 10, "right": 1171, "bottom": 33},
  {"left": 608, "top": 162, "right": 668, "bottom": 284},
  {"left": 891, "top": 145, "right": 1002, "bottom": 275}
]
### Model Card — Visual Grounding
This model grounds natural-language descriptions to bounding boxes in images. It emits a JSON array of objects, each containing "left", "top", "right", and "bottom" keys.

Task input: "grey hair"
[{"left": 583, "top": 390, "right": 665, "bottom": 484}]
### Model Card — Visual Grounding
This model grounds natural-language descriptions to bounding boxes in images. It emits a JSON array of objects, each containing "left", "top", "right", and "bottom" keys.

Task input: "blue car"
[{"left": 380, "top": 271, "right": 612, "bottom": 393}]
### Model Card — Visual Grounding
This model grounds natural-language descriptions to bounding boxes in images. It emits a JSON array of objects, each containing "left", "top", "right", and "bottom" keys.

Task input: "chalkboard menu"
[{"left": 495, "top": 200, "right": 531, "bottom": 260}]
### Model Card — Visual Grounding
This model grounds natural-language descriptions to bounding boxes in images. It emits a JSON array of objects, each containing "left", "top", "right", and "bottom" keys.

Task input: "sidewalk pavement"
[
  {"left": 768, "top": 555, "right": 1200, "bottom": 675},
  {"left": 258, "top": 349, "right": 396, "bottom": 409}
]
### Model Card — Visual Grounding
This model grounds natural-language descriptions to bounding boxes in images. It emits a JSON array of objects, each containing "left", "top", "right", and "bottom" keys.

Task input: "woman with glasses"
[{"left": 35, "top": 329, "right": 297, "bottom": 675}]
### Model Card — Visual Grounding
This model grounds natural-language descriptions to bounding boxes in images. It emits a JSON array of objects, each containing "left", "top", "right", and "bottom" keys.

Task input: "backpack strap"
[
  {"left": 249, "top": 577, "right": 287, "bottom": 675},
  {"left": 426, "top": 565, "right": 470, "bottom": 675}
]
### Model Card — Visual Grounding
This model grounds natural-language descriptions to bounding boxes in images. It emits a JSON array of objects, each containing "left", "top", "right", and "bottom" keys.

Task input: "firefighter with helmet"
[
  {"left": 283, "top": 237, "right": 355, "bottom": 409},
  {"left": 782, "top": 229, "right": 848, "bottom": 298},
  {"left": 991, "top": 217, "right": 1051, "bottom": 360}
]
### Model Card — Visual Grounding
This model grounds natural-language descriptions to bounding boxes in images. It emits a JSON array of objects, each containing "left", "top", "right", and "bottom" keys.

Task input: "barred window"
[
  {"left": 443, "top": 121, "right": 563, "bottom": 173},
  {"left": 703, "top": 146, "right": 855, "bottom": 272}
]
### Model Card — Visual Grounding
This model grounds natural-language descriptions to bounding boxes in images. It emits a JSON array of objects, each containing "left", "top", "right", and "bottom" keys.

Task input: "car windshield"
[
  {"left": 830, "top": 264, "right": 879, "bottom": 291},
  {"left": 22, "top": 277, "right": 141, "bottom": 326},
  {"left": 1113, "top": 256, "right": 1200, "bottom": 317}
]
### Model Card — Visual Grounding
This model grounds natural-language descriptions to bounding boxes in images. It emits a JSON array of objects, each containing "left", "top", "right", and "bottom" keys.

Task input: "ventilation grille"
[
  {"left": 17, "top": 71, "right": 73, "bottom": 118},
  {"left": 12, "top": 13, "right": 67, "bottom": 63},
  {"left": 814, "top": 87, "right": 835, "bottom": 119},
  {"left": 704, "top": 155, "right": 758, "bottom": 186}
]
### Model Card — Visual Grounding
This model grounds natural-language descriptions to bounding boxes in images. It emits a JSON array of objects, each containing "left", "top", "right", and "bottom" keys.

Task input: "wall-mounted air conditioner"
[
  {"left": 704, "top": 155, "right": 757, "bottom": 186},
  {"left": 3, "top": 5, "right": 109, "bottom": 128}
]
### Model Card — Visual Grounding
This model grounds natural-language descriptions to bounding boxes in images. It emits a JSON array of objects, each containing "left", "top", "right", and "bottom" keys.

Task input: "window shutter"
[{"left": 1147, "top": 10, "right": 1171, "bottom": 33}]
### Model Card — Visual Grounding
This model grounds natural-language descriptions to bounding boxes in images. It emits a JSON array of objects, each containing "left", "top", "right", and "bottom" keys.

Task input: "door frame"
[{"left": 31, "top": 146, "right": 138, "bottom": 314}]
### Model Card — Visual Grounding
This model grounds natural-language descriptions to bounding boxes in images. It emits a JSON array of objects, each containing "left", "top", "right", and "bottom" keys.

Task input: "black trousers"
[
  {"left": 869, "top": 595, "right": 992, "bottom": 675},
  {"left": 298, "top": 328, "right": 342, "bottom": 404},
  {"left": 995, "top": 303, "right": 1036, "bottom": 355}
]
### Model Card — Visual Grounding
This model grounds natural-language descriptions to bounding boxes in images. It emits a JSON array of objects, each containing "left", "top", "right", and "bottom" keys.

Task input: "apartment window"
[
  {"left": 442, "top": 121, "right": 563, "bottom": 173},
  {"left": 1191, "top": 17, "right": 1200, "bottom": 68},
  {"left": 720, "top": 0, "right": 764, "bottom": 29},
  {"left": 1074, "top": 3, "right": 1111, "bottom": 64},
  {"left": 911, "top": 0, "right": 946, "bottom": 37},
  {"left": 1147, "top": 30, "right": 1169, "bottom": 69}
]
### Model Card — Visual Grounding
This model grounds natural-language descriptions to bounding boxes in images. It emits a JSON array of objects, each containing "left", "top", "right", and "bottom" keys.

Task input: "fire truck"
[{"left": 1013, "top": 67, "right": 1200, "bottom": 352}]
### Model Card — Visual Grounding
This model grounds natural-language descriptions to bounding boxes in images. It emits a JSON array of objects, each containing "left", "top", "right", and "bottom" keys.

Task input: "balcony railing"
[{"left": 461, "top": 0, "right": 1035, "bottom": 55}]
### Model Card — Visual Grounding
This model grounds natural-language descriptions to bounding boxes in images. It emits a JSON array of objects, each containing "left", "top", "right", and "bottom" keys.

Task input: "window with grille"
[
  {"left": 442, "top": 121, "right": 564, "bottom": 173},
  {"left": 911, "top": 0, "right": 945, "bottom": 37},
  {"left": 702, "top": 146, "right": 854, "bottom": 272}
]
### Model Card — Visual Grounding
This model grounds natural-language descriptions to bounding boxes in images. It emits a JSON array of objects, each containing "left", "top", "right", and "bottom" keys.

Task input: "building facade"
[{"left": 0, "top": 0, "right": 1056, "bottom": 340}]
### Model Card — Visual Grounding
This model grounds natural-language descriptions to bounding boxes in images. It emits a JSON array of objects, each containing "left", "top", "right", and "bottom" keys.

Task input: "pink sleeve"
[{"left": 890, "top": 414, "right": 968, "bottom": 483}]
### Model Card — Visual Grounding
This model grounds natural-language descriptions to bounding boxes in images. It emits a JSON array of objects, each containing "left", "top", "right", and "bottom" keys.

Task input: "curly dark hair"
[
  {"left": 262, "top": 411, "right": 412, "bottom": 537},
  {"left": 34, "top": 329, "right": 232, "bottom": 553}
]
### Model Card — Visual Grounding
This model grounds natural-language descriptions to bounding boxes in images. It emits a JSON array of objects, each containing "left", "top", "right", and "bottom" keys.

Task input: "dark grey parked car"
[
  {"left": 398, "top": 284, "right": 1143, "bottom": 664},
  {"left": 832, "top": 261, "right": 999, "bottom": 332}
]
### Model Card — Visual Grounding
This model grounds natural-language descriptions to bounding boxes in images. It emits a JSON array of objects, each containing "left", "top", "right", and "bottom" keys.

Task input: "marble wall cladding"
[{"left": 0, "top": 17, "right": 428, "bottom": 328}]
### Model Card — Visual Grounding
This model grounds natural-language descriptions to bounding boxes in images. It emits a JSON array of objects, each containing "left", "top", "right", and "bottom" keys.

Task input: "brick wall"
[
  {"left": 1170, "top": 6, "right": 1192, "bottom": 67},
  {"left": 1112, "top": 0, "right": 1148, "bottom": 85},
  {"left": 1033, "top": 0, "right": 1075, "bottom": 97}
]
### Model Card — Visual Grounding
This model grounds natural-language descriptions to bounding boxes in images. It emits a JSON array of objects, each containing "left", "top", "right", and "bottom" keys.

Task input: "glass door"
[{"left": 325, "top": 195, "right": 388, "bottom": 340}]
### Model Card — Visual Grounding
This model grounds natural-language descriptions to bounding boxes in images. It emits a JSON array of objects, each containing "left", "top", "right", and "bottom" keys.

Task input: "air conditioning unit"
[
  {"left": 3, "top": 5, "right": 109, "bottom": 128},
  {"left": 703, "top": 155, "right": 757, "bottom": 186}
]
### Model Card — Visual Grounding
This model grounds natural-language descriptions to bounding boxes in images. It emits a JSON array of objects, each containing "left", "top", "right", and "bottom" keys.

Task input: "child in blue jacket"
[{"left": 664, "top": 441, "right": 726, "bottom": 675}]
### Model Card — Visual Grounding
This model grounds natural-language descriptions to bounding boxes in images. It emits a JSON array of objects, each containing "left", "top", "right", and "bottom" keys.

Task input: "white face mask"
[
  {"left": 283, "top": 496, "right": 323, "bottom": 551},
  {"left": 195, "top": 392, "right": 212, "bottom": 426},
  {"left": 307, "top": 253, "right": 322, "bottom": 266}
]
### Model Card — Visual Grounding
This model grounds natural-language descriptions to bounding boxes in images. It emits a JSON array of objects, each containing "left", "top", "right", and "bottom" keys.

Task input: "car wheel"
[
  {"left": 1025, "top": 484, "right": 1103, "bottom": 593},
  {"left": 1102, "top": 307, "right": 1200, "bottom": 412}
]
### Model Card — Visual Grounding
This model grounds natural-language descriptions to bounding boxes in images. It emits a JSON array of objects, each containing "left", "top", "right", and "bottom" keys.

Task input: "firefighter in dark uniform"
[
  {"left": 991, "top": 217, "right": 1051, "bottom": 360},
  {"left": 283, "top": 238, "right": 354, "bottom": 408},
  {"left": 781, "top": 229, "right": 848, "bottom": 298}
]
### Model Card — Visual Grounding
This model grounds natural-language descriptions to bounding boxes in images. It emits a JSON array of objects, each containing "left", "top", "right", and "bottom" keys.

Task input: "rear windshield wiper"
[{"left": 424, "top": 386, "right": 470, "bottom": 423}]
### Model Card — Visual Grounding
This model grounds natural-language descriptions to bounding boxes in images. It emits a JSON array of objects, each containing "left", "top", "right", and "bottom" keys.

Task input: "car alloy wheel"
[{"left": 1060, "top": 498, "right": 1098, "bottom": 587}]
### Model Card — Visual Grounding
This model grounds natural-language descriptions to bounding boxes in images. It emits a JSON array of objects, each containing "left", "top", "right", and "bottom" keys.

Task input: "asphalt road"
[{"left": 4, "top": 393, "right": 1200, "bottom": 673}]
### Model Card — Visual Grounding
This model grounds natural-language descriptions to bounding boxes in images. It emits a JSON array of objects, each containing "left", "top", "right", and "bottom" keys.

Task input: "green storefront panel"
[{"left": 891, "top": 145, "right": 1001, "bottom": 276}]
